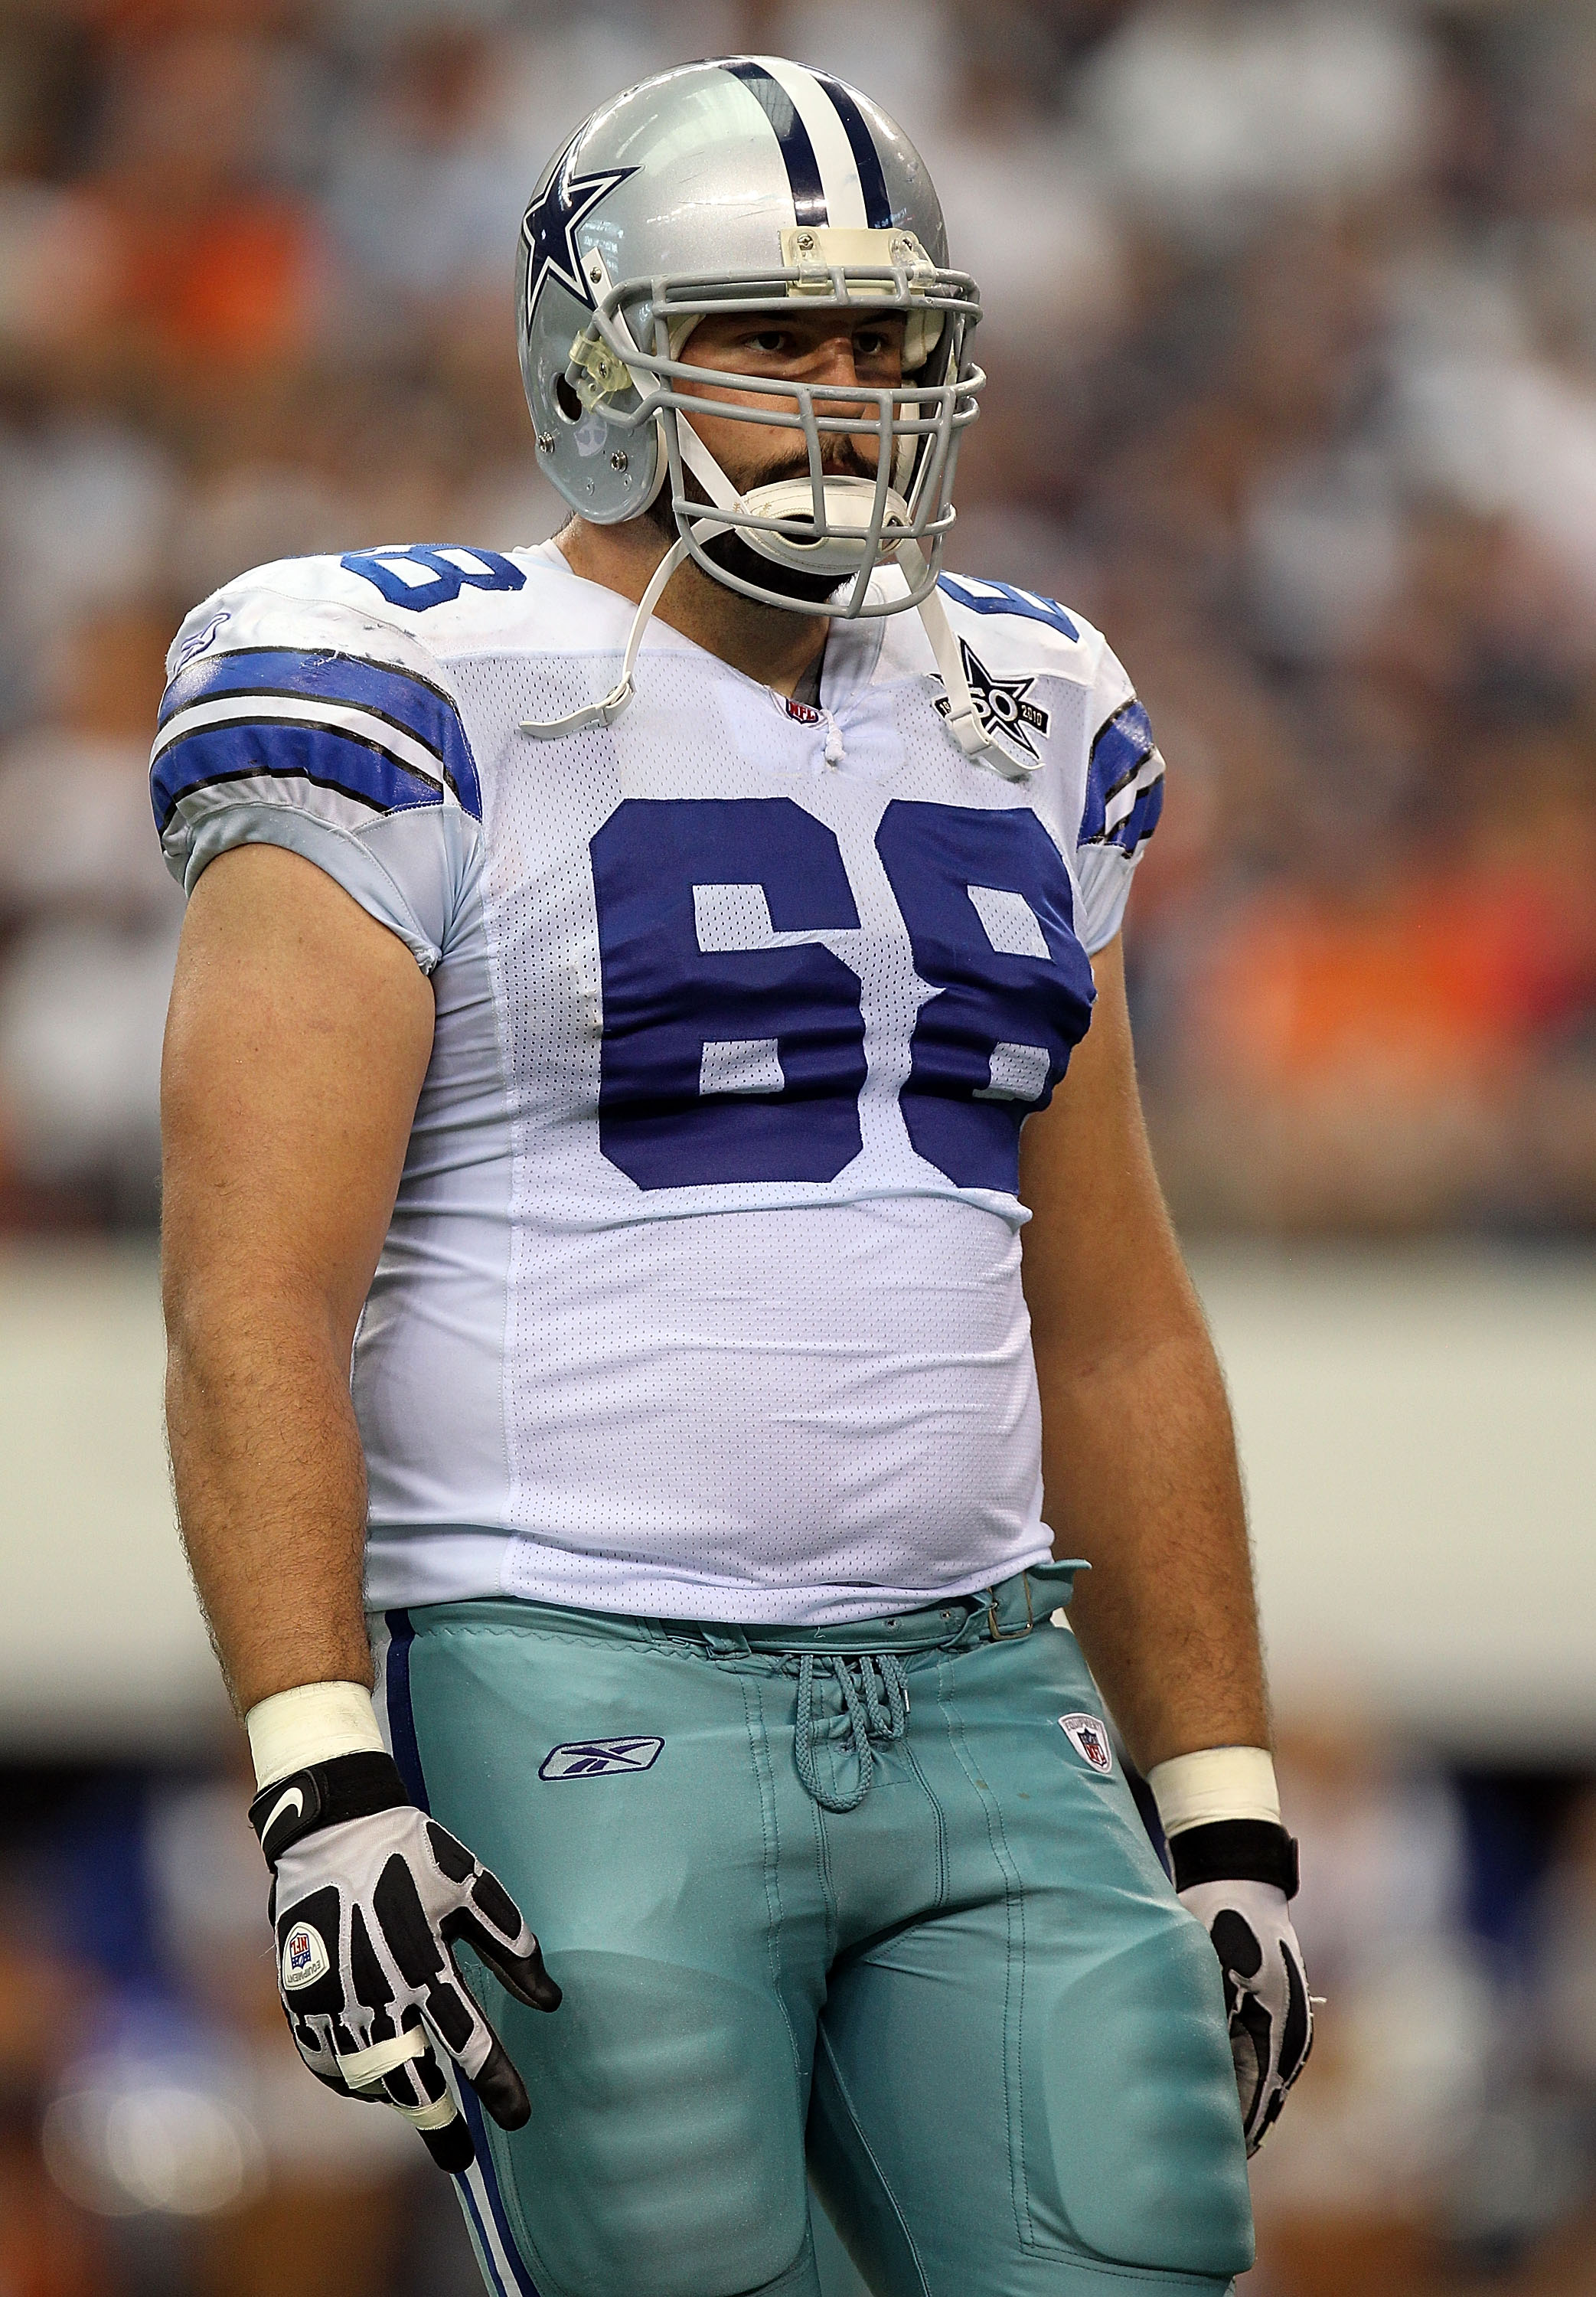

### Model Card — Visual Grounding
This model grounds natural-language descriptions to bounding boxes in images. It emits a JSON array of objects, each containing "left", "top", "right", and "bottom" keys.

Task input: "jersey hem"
[
  {"left": 363, "top": 1524, "right": 1057, "bottom": 1626},
  {"left": 498, "top": 1179, "right": 1033, "bottom": 1235}
]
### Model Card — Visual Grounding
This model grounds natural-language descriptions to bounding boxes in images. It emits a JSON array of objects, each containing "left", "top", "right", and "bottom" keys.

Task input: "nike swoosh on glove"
[
  {"left": 250, "top": 1751, "right": 560, "bottom": 2174},
  {"left": 1172, "top": 1818, "right": 1313, "bottom": 2156}
]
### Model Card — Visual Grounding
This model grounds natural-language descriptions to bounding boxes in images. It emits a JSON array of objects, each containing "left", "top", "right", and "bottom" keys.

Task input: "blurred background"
[{"left": 0, "top": 0, "right": 1591, "bottom": 2292}]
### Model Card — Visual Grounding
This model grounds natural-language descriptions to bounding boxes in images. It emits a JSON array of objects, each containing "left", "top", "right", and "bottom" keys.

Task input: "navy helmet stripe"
[
  {"left": 723, "top": 57, "right": 827, "bottom": 224},
  {"left": 811, "top": 70, "right": 893, "bottom": 227}
]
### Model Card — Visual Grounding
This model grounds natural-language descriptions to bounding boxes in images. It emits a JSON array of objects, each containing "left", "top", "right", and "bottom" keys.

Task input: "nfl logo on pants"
[{"left": 1059, "top": 1713, "right": 1114, "bottom": 1774}]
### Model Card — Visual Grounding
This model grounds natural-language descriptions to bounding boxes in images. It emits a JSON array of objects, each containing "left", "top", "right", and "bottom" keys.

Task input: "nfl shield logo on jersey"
[
  {"left": 1059, "top": 1713, "right": 1114, "bottom": 1775},
  {"left": 281, "top": 1921, "right": 331, "bottom": 1990}
]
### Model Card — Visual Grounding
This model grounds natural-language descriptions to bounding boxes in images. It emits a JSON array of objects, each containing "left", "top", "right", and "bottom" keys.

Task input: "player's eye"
[{"left": 744, "top": 329, "right": 791, "bottom": 355}]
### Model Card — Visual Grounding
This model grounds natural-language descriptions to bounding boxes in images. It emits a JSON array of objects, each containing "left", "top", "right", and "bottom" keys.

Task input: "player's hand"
[
  {"left": 249, "top": 1751, "right": 560, "bottom": 2173},
  {"left": 1172, "top": 1820, "right": 1312, "bottom": 2155}
]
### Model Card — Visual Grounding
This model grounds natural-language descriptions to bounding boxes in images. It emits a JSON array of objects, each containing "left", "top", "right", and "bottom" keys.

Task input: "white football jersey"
[{"left": 153, "top": 541, "right": 1164, "bottom": 1622}]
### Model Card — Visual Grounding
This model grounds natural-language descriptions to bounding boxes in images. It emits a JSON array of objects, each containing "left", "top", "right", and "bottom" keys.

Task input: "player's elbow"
[{"left": 162, "top": 1236, "right": 351, "bottom": 1411}]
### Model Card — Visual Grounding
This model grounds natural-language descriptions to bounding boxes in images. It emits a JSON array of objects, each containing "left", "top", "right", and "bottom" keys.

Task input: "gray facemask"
[{"left": 513, "top": 56, "right": 1023, "bottom": 779}]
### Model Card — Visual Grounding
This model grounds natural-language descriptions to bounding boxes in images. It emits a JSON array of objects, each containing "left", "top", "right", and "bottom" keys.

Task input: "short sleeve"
[
  {"left": 149, "top": 580, "right": 484, "bottom": 973},
  {"left": 1072, "top": 642, "right": 1165, "bottom": 956}
]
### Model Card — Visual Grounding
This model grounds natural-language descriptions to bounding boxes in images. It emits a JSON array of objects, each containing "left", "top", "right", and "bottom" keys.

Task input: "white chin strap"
[
  {"left": 897, "top": 544, "right": 1034, "bottom": 782},
  {"left": 519, "top": 532, "right": 698, "bottom": 742},
  {"left": 521, "top": 422, "right": 1035, "bottom": 782}
]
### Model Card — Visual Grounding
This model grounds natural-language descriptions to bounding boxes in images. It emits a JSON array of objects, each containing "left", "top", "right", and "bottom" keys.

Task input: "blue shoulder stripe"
[
  {"left": 1080, "top": 699, "right": 1164, "bottom": 854},
  {"left": 159, "top": 648, "right": 481, "bottom": 819},
  {"left": 152, "top": 719, "right": 445, "bottom": 836},
  {"left": 938, "top": 576, "right": 1081, "bottom": 643},
  {"left": 1109, "top": 776, "right": 1164, "bottom": 858}
]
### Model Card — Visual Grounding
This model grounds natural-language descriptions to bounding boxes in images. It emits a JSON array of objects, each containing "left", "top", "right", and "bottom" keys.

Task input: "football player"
[{"left": 155, "top": 57, "right": 1310, "bottom": 2297}]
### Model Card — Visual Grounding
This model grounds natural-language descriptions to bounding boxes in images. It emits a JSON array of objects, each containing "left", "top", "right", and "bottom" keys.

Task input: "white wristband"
[
  {"left": 1147, "top": 1746, "right": 1280, "bottom": 1838},
  {"left": 246, "top": 1681, "right": 386, "bottom": 1791}
]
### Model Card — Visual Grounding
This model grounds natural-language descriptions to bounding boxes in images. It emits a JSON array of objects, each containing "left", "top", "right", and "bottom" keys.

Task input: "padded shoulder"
[
  {"left": 158, "top": 573, "right": 480, "bottom": 826},
  {"left": 933, "top": 573, "right": 1106, "bottom": 683},
  {"left": 909, "top": 573, "right": 1164, "bottom": 952},
  {"left": 169, "top": 541, "right": 588, "bottom": 668},
  {"left": 166, "top": 560, "right": 455, "bottom": 681},
  {"left": 153, "top": 561, "right": 491, "bottom": 972}
]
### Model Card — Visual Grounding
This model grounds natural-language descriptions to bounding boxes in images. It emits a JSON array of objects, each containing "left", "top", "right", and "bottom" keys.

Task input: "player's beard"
[{"left": 647, "top": 433, "right": 886, "bottom": 608}]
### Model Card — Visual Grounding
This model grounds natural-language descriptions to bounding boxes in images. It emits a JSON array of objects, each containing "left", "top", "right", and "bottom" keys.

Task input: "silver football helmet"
[{"left": 515, "top": 56, "right": 1015, "bottom": 773}]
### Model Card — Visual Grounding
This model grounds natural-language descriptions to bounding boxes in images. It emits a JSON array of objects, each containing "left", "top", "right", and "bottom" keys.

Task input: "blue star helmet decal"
[
  {"left": 521, "top": 139, "right": 638, "bottom": 325},
  {"left": 935, "top": 638, "right": 1052, "bottom": 761}
]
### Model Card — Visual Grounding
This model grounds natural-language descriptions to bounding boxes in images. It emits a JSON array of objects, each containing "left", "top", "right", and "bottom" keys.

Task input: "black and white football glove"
[
  {"left": 1173, "top": 1819, "right": 1313, "bottom": 2155},
  {"left": 250, "top": 1751, "right": 560, "bottom": 2174}
]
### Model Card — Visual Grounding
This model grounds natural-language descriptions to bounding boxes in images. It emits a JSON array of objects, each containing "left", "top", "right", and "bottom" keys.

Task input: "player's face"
[{"left": 682, "top": 309, "right": 909, "bottom": 492}]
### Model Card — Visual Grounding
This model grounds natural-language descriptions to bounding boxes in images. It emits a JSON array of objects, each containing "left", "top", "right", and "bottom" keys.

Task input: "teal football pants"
[{"left": 370, "top": 1566, "right": 1253, "bottom": 2297}]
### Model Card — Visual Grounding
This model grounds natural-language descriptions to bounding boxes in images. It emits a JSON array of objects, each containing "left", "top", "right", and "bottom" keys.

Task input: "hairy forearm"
[
  {"left": 165, "top": 1278, "right": 373, "bottom": 1714},
  {"left": 158, "top": 847, "right": 436, "bottom": 1720},
  {"left": 1036, "top": 1309, "right": 1268, "bottom": 1776},
  {"left": 1018, "top": 938, "right": 1270, "bottom": 1775}
]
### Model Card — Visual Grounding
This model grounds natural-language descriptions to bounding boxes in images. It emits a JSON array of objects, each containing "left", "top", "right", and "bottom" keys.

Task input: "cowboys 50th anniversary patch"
[
  {"left": 539, "top": 1736, "right": 664, "bottom": 1780},
  {"left": 935, "top": 637, "right": 1051, "bottom": 760}
]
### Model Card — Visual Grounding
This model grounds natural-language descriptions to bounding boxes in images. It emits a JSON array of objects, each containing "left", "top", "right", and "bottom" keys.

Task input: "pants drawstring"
[{"left": 793, "top": 1650, "right": 909, "bottom": 1812}]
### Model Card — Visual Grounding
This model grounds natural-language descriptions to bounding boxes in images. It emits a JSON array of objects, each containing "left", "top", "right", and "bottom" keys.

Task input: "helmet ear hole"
[{"left": 554, "top": 375, "right": 583, "bottom": 423}]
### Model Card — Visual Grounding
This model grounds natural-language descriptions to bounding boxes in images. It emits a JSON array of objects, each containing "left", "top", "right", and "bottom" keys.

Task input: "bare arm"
[
  {"left": 161, "top": 845, "right": 435, "bottom": 1714},
  {"left": 1020, "top": 935, "right": 1268, "bottom": 1773}
]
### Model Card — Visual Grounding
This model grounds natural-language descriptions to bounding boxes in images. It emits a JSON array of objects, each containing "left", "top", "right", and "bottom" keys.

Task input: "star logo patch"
[
  {"left": 935, "top": 639, "right": 1051, "bottom": 761},
  {"left": 521, "top": 140, "right": 636, "bottom": 325}
]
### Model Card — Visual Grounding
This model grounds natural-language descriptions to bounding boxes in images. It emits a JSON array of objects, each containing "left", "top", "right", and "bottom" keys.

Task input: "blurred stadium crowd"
[
  {"left": 2, "top": 2, "right": 1594, "bottom": 2294},
  {"left": 0, "top": 0, "right": 1592, "bottom": 1231}
]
